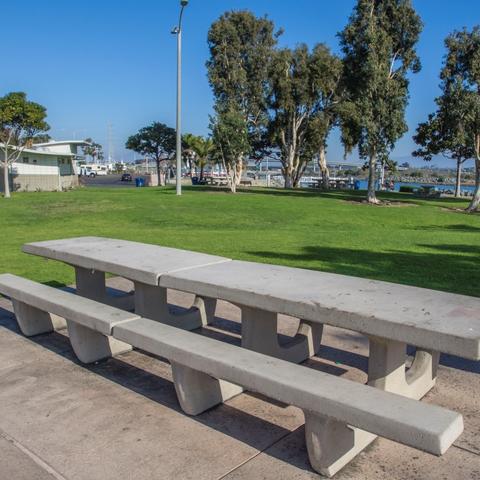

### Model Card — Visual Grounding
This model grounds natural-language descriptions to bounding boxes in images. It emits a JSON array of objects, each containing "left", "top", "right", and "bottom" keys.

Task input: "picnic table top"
[
  {"left": 161, "top": 260, "right": 480, "bottom": 360},
  {"left": 23, "top": 237, "right": 231, "bottom": 286}
]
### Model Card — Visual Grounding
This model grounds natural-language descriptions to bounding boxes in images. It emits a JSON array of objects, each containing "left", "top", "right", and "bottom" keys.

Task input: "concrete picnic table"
[{"left": 23, "top": 237, "right": 230, "bottom": 330}]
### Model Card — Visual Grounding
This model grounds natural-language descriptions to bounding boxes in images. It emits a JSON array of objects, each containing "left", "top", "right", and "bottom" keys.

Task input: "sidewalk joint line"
[
  {"left": 0, "top": 428, "right": 68, "bottom": 480},
  {"left": 215, "top": 425, "right": 303, "bottom": 480}
]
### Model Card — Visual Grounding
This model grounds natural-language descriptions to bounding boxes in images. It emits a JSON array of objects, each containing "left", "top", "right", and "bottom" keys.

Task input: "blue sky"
[{"left": 3, "top": 0, "right": 480, "bottom": 166}]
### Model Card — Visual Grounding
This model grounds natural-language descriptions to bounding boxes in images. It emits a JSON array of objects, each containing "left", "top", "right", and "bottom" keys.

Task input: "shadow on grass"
[
  {"left": 181, "top": 185, "right": 473, "bottom": 207},
  {"left": 417, "top": 224, "right": 480, "bottom": 233},
  {"left": 247, "top": 245, "right": 479, "bottom": 297}
]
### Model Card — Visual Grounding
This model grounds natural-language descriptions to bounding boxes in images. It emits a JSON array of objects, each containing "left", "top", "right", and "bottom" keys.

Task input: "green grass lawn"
[{"left": 1, "top": 185, "right": 479, "bottom": 296}]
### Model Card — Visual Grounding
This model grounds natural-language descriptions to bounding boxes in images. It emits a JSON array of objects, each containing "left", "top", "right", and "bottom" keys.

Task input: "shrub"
[{"left": 399, "top": 185, "right": 415, "bottom": 193}]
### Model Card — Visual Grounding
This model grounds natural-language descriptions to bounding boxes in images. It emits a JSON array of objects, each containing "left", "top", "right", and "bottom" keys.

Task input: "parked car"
[{"left": 121, "top": 173, "right": 133, "bottom": 182}]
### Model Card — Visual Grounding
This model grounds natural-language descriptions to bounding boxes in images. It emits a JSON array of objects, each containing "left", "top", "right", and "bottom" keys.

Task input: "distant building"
[{"left": 0, "top": 140, "right": 89, "bottom": 192}]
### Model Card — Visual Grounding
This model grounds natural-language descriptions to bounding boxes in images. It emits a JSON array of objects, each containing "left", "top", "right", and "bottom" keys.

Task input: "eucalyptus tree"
[
  {"left": 438, "top": 27, "right": 480, "bottom": 212},
  {"left": 125, "top": 122, "right": 176, "bottom": 186},
  {"left": 0, "top": 92, "right": 50, "bottom": 198},
  {"left": 266, "top": 43, "right": 343, "bottom": 188},
  {"left": 339, "top": 0, "right": 422, "bottom": 203},
  {"left": 207, "top": 10, "right": 280, "bottom": 190}
]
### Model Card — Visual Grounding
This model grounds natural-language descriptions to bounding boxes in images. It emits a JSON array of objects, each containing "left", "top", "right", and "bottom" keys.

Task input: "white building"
[{"left": 0, "top": 140, "right": 89, "bottom": 192}]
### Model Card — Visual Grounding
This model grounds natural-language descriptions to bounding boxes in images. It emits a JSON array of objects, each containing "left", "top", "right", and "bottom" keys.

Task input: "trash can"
[{"left": 135, "top": 177, "right": 145, "bottom": 188}]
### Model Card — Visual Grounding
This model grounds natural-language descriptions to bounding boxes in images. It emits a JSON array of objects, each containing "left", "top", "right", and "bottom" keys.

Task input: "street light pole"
[{"left": 172, "top": 0, "right": 188, "bottom": 196}]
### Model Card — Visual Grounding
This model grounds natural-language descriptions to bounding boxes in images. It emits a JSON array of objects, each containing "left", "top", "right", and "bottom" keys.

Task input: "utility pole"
[{"left": 171, "top": 0, "right": 189, "bottom": 195}]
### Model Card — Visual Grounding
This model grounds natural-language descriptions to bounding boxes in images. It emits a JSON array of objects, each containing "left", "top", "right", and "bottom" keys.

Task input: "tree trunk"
[
  {"left": 156, "top": 159, "right": 162, "bottom": 186},
  {"left": 454, "top": 159, "right": 462, "bottom": 198},
  {"left": 367, "top": 151, "right": 379, "bottom": 204},
  {"left": 200, "top": 164, "right": 204, "bottom": 180},
  {"left": 235, "top": 161, "right": 243, "bottom": 186},
  {"left": 466, "top": 157, "right": 480, "bottom": 213},
  {"left": 318, "top": 145, "right": 329, "bottom": 189},
  {"left": 3, "top": 163, "right": 11, "bottom": 198}
]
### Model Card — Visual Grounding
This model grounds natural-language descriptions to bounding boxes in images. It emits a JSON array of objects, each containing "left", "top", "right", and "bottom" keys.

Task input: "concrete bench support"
[
  {"left": 66, "top": 320, "right": 131, "bottom": 364},
  {"left": 75, "top": 266, "right": 134, "bottom": 311},
  {"left": 11, "top": 299, "right": 66, "bottom": 336},
  {"left": 170, "top": 362, "right": 243, "bottom": 415},
  {"left": 368, "top": 336, "right": 440, "bottom": 400},
  {"left": 241, "top": 306, "right": 323, "bottom": 363},
  {"left": 134, "top": 281, "right": 216, "bottom": 330},
  {"left": 304, "top": 411, "right": 376, "bottom": 477}
]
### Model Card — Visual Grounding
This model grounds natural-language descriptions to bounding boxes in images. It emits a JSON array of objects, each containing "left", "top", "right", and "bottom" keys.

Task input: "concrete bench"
[
  {"left": 114, "top": 317, "right": 463, "bottom": 477},
  {"left": 0, "top": 274, "right": 464, "bottom": 477},
  {"left": 23, "top": 237, "right": 230, "bottom": 331},
  {"left": 0, "top": 273, "right": 138, "bottom": 363},
  {"left": 160, "top": 260, "right": 480, "bottom": 401}
]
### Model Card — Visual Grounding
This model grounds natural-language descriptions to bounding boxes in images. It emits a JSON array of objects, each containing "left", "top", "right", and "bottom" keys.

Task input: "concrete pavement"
[{"left": 0, "top": 277, "right": 479, "bottom": 480}]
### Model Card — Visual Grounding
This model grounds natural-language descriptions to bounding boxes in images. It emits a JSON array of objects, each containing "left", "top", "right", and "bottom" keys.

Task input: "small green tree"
[
  {"left": 413, "top": 92, "right": 473, "bottom": 197},
  {"left": 210, "top": 108, "right": 250, "bottom": 193},
  {"left": 126, "top": 122, "right": 176, "bottom": 186},
  {"left": 0, "top": 92, "right": 50, "bottom": 198},
  {"left": 339, "top": 0, "right": 423, "bottom": 203},
  {"left": 83, "top": 138, "right": 104, "bottom": 164}
]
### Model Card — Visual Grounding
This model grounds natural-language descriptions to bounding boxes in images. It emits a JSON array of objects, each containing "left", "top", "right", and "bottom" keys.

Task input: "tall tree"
[
  {"left": 266, "top": 44, "right": 343, "bottom": 188},
  {"left": 83, "top": 138, "right": 104, "bottom": 164},
  {"left": 125, "top": 122, "right": 176, "bottom": 186},
  {"left": 339, "top": 0, "right": 422, "bottom": 203},
  {"left": 207, "top": 10, "right": 280, "bottom": 191},
  {"left": 0, "top": 92, "right": 50, "bottom": 198},
  {"left": 439, "top": 27, "right": 480, "bottom": 212},
  {"left": 210, "top": 108, "right": 250, "bottom": 193}
]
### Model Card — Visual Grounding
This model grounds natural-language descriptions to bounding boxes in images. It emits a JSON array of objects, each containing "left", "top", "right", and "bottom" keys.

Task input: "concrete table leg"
[
  {"left": 303, "top": 336, "right": 439, "bottom": 476},
  {"left": 170, "top": 362, "right": 243, "bottom": 415},
  {"left": 134, "top": 282, "right": 216, "bottom": 330},
  {"left": 304, "top": 411, "right": 376, "bottom": 478},
  {"left": 240, "top": 306, "right": 323, "bottom": 363},
  {"left": 66, "top": 320, "right": 131, "bottom": 364},
  {"left": 75, "top": 267, "right": 135, "bottom": 311},
  {"left": 368, "top": 336, "right": 439, "bottom": 400},
  {"left": 73, "top": 266, "right": 132, "bottom": 360},
  {"left": 11, "top": 300, "right": 66, "bottom": 336}
]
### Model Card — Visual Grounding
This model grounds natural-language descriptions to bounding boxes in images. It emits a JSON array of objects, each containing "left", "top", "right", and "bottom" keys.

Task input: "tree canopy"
[
  {"left": 207, "top": 10, "right": 280, "bottom": 190},
  {"left": 266, "top": 43, "right": 343, "bottom": 188},
  {"left": 0, "top": 91, "right": 50, "bottom": 198},
  {"left": 126, "top": 122, "right": 176, "bottom": 186},
  {"left": 438, "top": 27, "right": 480, "bottom": 212}
]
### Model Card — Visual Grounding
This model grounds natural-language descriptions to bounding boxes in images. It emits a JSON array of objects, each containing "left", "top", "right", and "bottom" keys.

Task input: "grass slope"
[{"left": 1, "top": 186, "right": 479, "bottom": 296}]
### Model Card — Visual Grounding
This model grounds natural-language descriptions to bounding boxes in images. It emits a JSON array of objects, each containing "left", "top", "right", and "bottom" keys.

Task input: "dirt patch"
[
  {"left": 342, "top": 199, "right": 418, "bottom": 207},
  {"left": 440, "top": 207, "right": 479, "bottom": 215}
]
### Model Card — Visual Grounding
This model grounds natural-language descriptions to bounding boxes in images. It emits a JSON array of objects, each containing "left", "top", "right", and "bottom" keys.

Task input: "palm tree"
[{"left": 182, "top": 134, "right": 213, "bottom": 180}]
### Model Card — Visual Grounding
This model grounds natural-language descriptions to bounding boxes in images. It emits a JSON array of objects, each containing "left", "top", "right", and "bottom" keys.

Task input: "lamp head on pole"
[{"left": 181, "top": 0, "right": 188, "bottom": 6}]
